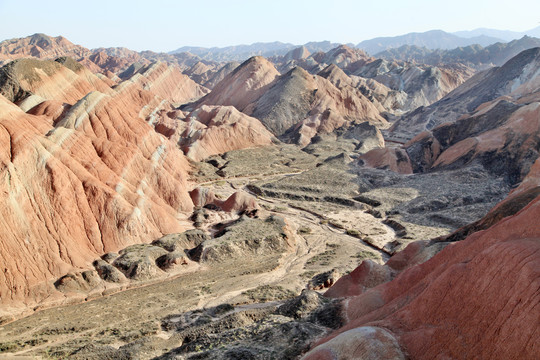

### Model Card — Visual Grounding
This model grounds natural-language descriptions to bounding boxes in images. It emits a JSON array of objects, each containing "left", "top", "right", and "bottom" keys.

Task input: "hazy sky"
[{"left": 0, "top": 0, "right": 539, "bottom": 52}]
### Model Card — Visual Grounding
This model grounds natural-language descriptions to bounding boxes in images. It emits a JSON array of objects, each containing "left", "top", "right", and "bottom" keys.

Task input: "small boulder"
[
  {"left": 307, "top": 269, "right": 340, "bottom": 290},
  {"left": 156, "top": 252, "right": 190, "bottom": 270},
  {"left": 93, "top": 259, "right": 127, "bottom": 283}
]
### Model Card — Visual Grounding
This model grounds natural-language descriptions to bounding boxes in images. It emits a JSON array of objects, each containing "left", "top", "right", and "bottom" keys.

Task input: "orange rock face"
[
  {"left": 178, "top": 105, "right": 275, "bottom": 161},
  {"left": 0, "top": 58, "right": 196, "bottom": 319}
]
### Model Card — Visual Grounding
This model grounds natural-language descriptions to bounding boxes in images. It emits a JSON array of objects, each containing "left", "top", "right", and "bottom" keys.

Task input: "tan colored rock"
[
  {"left": 189, "top": 187, "right": 259, "bottom": 213},
  {"left": 302, "top": 327, "right": 406, "bottom": 360},
  {"left": 359, "top": 147, "right": 413, "bottom": 174}
]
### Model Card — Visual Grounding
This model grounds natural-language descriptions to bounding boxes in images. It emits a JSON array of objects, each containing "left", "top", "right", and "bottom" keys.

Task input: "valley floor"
[{"left": 0, "top": 141, "right": 502, "bottom": 359}]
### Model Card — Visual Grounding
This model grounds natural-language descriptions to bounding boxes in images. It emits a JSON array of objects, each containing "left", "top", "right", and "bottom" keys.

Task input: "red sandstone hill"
[
  {"left": 183, "top": 61, "right": 240, "bottom": 89},
  {"left": 0, "top": 54, "right": 312, "bottom": 319},
  {"left": 0, "top": 33, "right": 91, "bottom": 65},
  {"left": 195, "top": 56, "right": 280, "bottom": 112},
  {"left": 125, "top": 61, "right": 209, "bottom": 105},
  {"left": 0, "top": 57, "right": 114, "bottom": 105},
  {"left": 78, "top": 51, "right": 134, "bottom": 77},
  {"left": 303, "top": 190, "right": 540, "bottom": 360},
  {"left": 0, "top": 58, "right": 197, "bottom": 321}
]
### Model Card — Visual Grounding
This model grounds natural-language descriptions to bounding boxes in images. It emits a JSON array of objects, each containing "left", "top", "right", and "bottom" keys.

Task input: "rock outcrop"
[
  {"left": 360, "top": 48, "right": 540, "bottom": 187},
  {"left": 272, "top": 44, "right": 473, "bottom": 114},
  {"left": 190, "top": 215, "right": 294, "bottom": 263},
  {"left": 183, "top": 61, "right": 240, "bottom": 89},
  {"left": 254, "top": 66, "right": 387, "bottom": 145},
  {"left": 189, "top": 188, "right": 259, "bottom": 214}
]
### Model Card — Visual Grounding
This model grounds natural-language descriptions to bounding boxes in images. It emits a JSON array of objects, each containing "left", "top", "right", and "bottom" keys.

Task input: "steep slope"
[
  {"left": 183, "top": 61, "right": 239, "bottom": 89},
  {"left": 350, "top": 58, "right": 474, "bottom": 113},
  {"left": 251, "top": 65, "right": 387, "bottom": 143},
  {"left": 79, "top": 50, "right": 133, "bottom": 77},
  {"left": 311, "top": 45, "right": 371, "bottom": 69},
  {"left": 202, "top": 61, "right": 240, "bottom": 89},
  {"left": 424, "top": 100, "right": 540, "bottom": 184},
  {"left": 304, "top": 191, "right": 540, "bottom": 360},
  {"left": 314, "top": 50, "right": 540, "bottom": 358},
  {"left": 318, "top": 64, "right": 399, "bottom": 113},
  {"left": 0, "top": 61, "right": 194, "bottom": 320},
  {"left": 391, "top": 47, "right": 540, "bottom": 139}
]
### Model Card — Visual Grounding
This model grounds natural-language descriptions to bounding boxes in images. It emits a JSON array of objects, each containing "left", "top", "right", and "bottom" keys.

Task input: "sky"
[{"left": 0, "top": 0, "right": 539, "bottom": 52}]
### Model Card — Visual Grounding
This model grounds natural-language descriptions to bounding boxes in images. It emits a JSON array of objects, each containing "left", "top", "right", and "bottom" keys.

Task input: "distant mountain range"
[
  {"left": 454, "top": 26, "right": 540, "bottom": 42},
  {"left": 170, "top": 41, "right": 349, "bottom": 61},
  {"left": 170, "top": 26, "right": 540, "bottom": 62},
  {"left": 356, "top": 30, "right": 503, "bottom": 55},
  {"left": 376, "top": 36, "right": 540, "bottom": 68}
]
